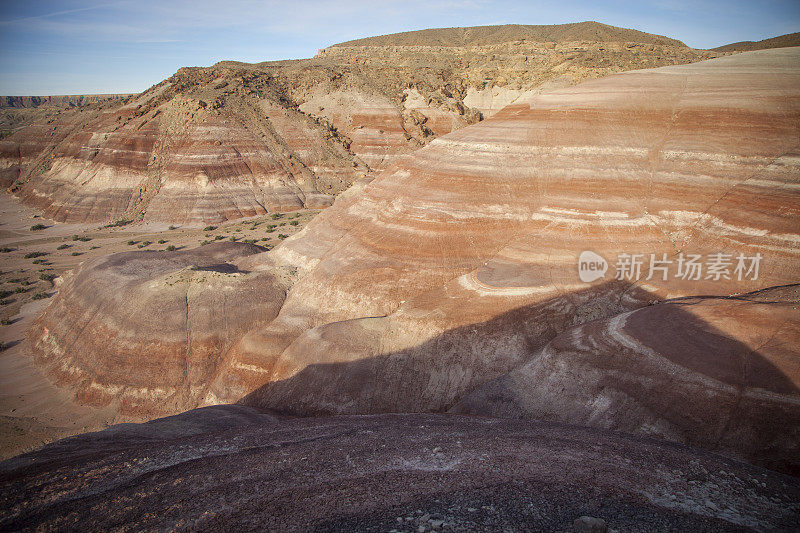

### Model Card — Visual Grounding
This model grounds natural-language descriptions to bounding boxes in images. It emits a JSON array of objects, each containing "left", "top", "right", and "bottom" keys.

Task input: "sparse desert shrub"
[
  {"left": 71, "top": 252, "right": 82, "bottom": 256},
  {"left": 278, "top": 234, "right": 288, "bottom": 240},
  {"left": 24, "top": 251, "right": 47, "bottom": 259},
  {"left": 30, "top": 224, "right": 47, "bottom": 231},
  {"left": 168, "top": 225, "right": 178, "bottom": 230},
  {"left": 90, "top": 245, "right": 99, "bottom": 250},
  {"left": 279, "top": 222, "right": 286, "bottom": 226},
  {"left": 127, "top": 240, "right": 137, "bottom": 246},
  {"left": 31, "top": 259, "right": 46, "bottom": 265},
  {"left": 270, "top": 213, "right": 282, "bottom": 220},
  {"left": 0, "top": 318, "right": 10, "bottom": 325},
  {"left": 137, "top": 241, "right": 152, "bottom": 248},
  {"left": 31, "top": 292, "right": 48, "bottom": 300},
  {"left": 0, "top": 299, "right": 10, "bottom": 306},
  {"left": 0, "top": 248, "right": 13, "bottom": 253},
  {"left": 104, "top": 219, "right": 131, "bottom": 228},
  {"left": 229, "top": 236, "right": 237, "bottom": 242},
  {"left": 203, "top": 225, "right": 217, "bottom": 231},
  {"left": 289, "top": 220, "right": 299, "bottom": 226},
  {"left": 214, "top": 235, "right": 224, "bottom": 241},
  {"left": 0, "top": 290, "right": 12, "bottom": 299},
  {"left": 158, "top": 239, "right": 167, "bottom": 244},
  {"left": 57, "top": 243, "right": 70, "bottom": 250},
  {"left": 39, "top": 273, "right": 56, "bottom": 282},
  {"left": 72, "top": 235, "right": 91, "bottom": 242},
  {"left": 13, "top": 287, "right": 26, "bottom": 294},
  {"left": 166, "top": 245, "right": 177, "bottom": 251}
]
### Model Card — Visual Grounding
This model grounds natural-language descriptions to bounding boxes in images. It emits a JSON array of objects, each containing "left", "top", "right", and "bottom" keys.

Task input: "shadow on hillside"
[{"left": 239, "top": 279, "right": 800, "bottom": 474}]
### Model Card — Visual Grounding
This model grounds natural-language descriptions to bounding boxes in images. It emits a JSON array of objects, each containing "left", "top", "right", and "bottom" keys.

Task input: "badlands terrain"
[
  {"left": 0, "top": 22, "right": 799, "bottom": 531},
  {"left": 0, "top": 22, "right": 724, "bottom": 224}
]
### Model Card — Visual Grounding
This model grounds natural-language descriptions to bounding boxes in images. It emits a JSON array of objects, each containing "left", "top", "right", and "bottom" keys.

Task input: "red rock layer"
[
  {"left": 3, "top": 85, "right": 366, "bottom": 224},
  {"left": 28, "top": 49, "right": 800, "bottom": 470}
]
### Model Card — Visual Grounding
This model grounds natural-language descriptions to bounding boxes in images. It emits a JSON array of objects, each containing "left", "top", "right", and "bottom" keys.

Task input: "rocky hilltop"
[
  {"left": 332, "top": 21, "right": 687, "bottom": 47},
  {"left": 714, "top": 31, "right": 800, "bottom": 52},
  {"left": 0, "top": 22, "right": 723, "bottom": 224},
  {"left": 26, "top": 48, "right": 800, "bottom": 475}
]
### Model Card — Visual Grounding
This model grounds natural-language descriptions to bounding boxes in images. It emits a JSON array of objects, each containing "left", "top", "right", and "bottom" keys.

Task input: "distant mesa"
[{"left": 0, "top": 94, "right": 130, "bottom": 109}]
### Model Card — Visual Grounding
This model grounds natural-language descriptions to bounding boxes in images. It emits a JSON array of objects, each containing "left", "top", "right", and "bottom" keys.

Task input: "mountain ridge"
[{"left": 330, "top": 21, "right": 688, "bottom": 48}]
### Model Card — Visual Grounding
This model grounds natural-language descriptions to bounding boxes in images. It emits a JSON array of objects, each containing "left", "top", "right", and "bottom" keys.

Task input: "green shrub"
[
  {"left": 104, "top": 219, "right": 131, "bottom": 228},
  {"left": 31, "top": 292, "right": 48, "bottom": 300},
  {"left": 0, "top": 248, "right": 13, "bottom": 253},
  {"left": 278, "top": 234, "right": 288, "bottom": 240},
  {"left": 57, "top": 243, "right": 70, "bottom": 250},
  {"left": 39, "top": 273, "right": 56, "bottom": 282},
  {"left": 127, "top": 240, "right": 137, "bottom": 246},
  {"left": 158, "top": 239, "right": 167, "bottom": 244},
  {"left": 71, "top": 252, "right": 82, "bottom": 256},
  {"left": 203, "top": 225, "right": 217, "bottom": 231},
  {"left": 289, "top": 220, "right": 299, "bottom": 226},
  {"left": 24, "top": 251, "right": 47, "bottom": 259},
  {"left": 166, "top": 245, "right": 177, "bottom": 251},
  {"left": 72, "top": 235, "right": 91, "bottom": 242},
  {"left": 270, "top": 213, "right": 282, "bottom": 220},
  {"left": 30, "top": 223, "right": 47, "bottom": 231},
  {"left": 168, "top": 225, "right": 178, "bottom": 230}
]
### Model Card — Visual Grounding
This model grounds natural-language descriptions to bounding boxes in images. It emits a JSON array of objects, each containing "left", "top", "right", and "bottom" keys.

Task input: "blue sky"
[{"left": 1, "top": 0, "right": 798, "bottom": 95}]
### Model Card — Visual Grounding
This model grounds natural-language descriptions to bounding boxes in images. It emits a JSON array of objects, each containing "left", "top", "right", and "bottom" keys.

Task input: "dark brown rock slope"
[{"left": 1, "top": 409, "right": 798, "bottom": 531}]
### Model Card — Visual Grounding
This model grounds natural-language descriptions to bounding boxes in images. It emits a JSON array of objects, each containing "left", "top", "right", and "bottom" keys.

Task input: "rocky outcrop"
[
  {"left": 2, "top": 411, "right": 798, "bottom": 531},
  {"left": 27, "top": 49, "right": 800, "bottom": 471}
]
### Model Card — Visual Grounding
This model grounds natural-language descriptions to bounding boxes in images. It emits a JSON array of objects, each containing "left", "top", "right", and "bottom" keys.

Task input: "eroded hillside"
[{"left": 0, "top": 22, "right": 724, "bottom": 224}]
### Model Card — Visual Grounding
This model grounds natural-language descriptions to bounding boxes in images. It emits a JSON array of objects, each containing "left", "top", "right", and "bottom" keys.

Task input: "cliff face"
[
  {"left": 1, "top": 30, "right": 723, "bottom": 224},
  {"left": 26, "top": 49, "right": 800, "bottom": 472}
]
